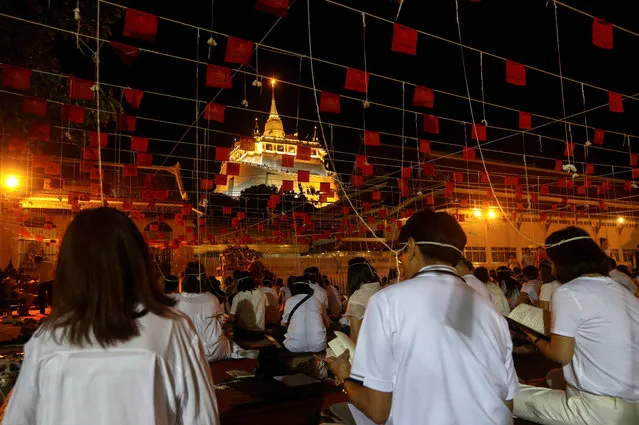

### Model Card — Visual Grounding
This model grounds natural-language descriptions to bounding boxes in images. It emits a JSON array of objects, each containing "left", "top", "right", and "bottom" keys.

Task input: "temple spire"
[{"left": 263, "top": 79, "right": 285, "bottom": 138}]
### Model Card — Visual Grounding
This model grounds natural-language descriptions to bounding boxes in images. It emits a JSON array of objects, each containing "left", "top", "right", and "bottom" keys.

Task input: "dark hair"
[
  {"left": 34, "top": 256, "right": 44, "bottom": 264},
  {"left": 459, "top": 257, "right": 474, "bottom": 272},
  {"left": 233, "top": 269, "right": 241, "bottom": 279},
  {"left": 497, "top": 266, "right": 520, "bottom": 298},
  {"left": 182, "top": 262, "right": 207, "bottom": 293},
  {"left": 609, "top": 257, "right": 617, "bottom": 270},
  {"left": 489, "top": 269, "right": 497, "bottom": 280},
  {"left": 473, "top": 266, "right": 490, "bottom": 284},
  {"left": 522, "top": 265, "right": 539, "bottom": 280},
  {"left": 164, "top": 275, "right": 179, "bottom": 294},
  {"left": 539, "top": 260, "right": 554, "bottom": 283},
  {"left": 388, "top": 268, "right": 397, "bottom": 279},
  {"left": 291, "top": 279, "right": 314, "bottom": 296},
  {"left": 616, "top": 264, "right": 632, "bottom": 278},
  {"left": 347, "top": 257, "right": 380, "bottom": 295},
  {"left": 546, "top": 227, "right": 610, "bottom": 283},
  {"left": 41, "top": 207, "right": 176, "bottom": 347},
  {"left": 304, "top": 267, "right": 321, "bottom": 285},
  {"left": 274, "top": 278, "right": 283, "bottom": 287},
  {"left": 262, "top": 278, "right": 273, "bottom": 288},
  {"left": 287, "top": 276, "right": 295, "bottom": 287},
  {"left": 398, "top": 209, "right": 466, "bottom": 266},
  {"left": 236, "top": 271, "right": 256, "bottom": 292}
]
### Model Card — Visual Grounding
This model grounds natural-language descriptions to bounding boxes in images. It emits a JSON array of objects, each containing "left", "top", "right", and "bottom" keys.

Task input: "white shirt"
[
  {"left": 351, "top": 265, "right": 518, "bottom": 425},
  {"left": 278, "top": 286, "right": 292, "bottom": 306},
  {"left": 539, "top": 281, "right": 561, "bottom": 310},
  {"left": 2, "top": 311, "right": 220, "bottom": 425},
  {"left": 326, "top": 285, "right": 342, "bottom": 317},
  {"left": 462, "top": 274, "right": 491, "bottom": 301},
  {"left": 174, "top": 292, "right": 231, "bottom": 362},
  {"left": 486, "top": 282, "right": 511, "bottom": 316},
  {"left": 609, "top": 269, "right": 638, "bottom": 295},
  {"left": 258, "top": 286, "right": 280, "bottom": 309},
  {"left": 281, "top": 294, "right": 326, "bottom": 353},
  {"left": 551, "top": 276, "right": 639, "bottom": 402},
  {"left": 345, "top": 282, "right": 381, "bottom": 321},
  {"left": 230, "top": 290, "right": 267, "bottom": 332},
  {"left": 520, "top": 280, "right": 539, "bottom": 305},
  {"left": 308, "top": 282, "right": 328, "bottom": 310}
]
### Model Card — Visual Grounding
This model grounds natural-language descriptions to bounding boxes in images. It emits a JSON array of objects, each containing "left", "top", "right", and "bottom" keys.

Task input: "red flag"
[
  {"left": 413, "top": 86, "right": 434, "bottom": 108},
  {"left": 123, "top": 9, "right": 158, "bottom": 43},
  {"left": 364, "top": 130, "right": 380, "bottom": 146},
  {"left": 462, "top": 147, "right": 476, "bottom": 160},
  {"left": 136, "top": 153, "right": 153, "bottom": 166},
  {"left": 122, "top": 164, "right": 138, "bottom": 177},
  {"left": 130, "top": 137, "right": 148, "bottom": 152},
  {"left": 391, "top": 24, "right": 417, "bottom": 55},
  {"left": 481, "top": 172, "right": 489, "bottom": 183},
  {"left": 319, "top": 92, "right": 341, "bottom": 113},
  {"left": 320, "top": 182, "right": 331, "bottom": 193},
  {"left": 426, "top": 195, "right": 434, "bottom": 205},
  {"left": 352, "top": 175, "right": 364, "bottom": 187},
  {"left": 518, "top": 111, "right": 532, "bottom": 129},
  {"left": 116, "top": 114, "right": 136, "bottom": 132},
  {"left": 69, "top": 77, "right": 94, "bottom": 100},
  {"left": 362, "top": 163, "right": 373, "bottom": 176},
  {"left": 593, "top": 128, "right": 604, "bottom": 145},
  {"left": 224, "top": 37, "right": 254, "bottom": 65},
  {"left": 123, "top": 88, "right": 144, "bottom": 109},
  {"left": 281, "top": 180, "right": 294, "bottom": 191},
  {"left": 215, "top": 174, "right": 227, "bottom": 185},
  {"left": 609, "top": 92, "right": 623, "bottom": 113},
  {"left": 90, "top": 166, "right": 104, "bottom": 180},
  {"left": 1, "top": 65, "right": 31, "bottom": 91},
  {"left": 355, "top": 155, "right": 368, "bottom": 167},
  {"left": 89, "top": 132, "right": 108, "bottom": 148},
  {"left": 298, "top": 170, "right": 310, "bottom": 182},
  {"left": 564, "top": 142, "right": 575, "bottom": 157},
  {"left": 204, "top": 102, "right": 225, "bottom": 123},
  {"left": 585, "top": 163, "right": 594, "bottom": 175},
  {"left": 62, "top": 105, "right": 85, "bottom": 124},
  {"left": 577, "top": 186, "right": 586, "bottom": 195},
  {"left": 227, "top": 163, "right": 240, "bottom": 176},
  {"left": 45, "top": 161, "right": 60, "bottom": 175},
  {"left": 471, "top": 124, "right": 487, "bottom": 141},
  {"left": 423, "top": 163, "right": 435, "bottom": 176},
  {"left": 215, "top": 147, "right": 230, "bottom": 161},
  {"left": 624, "top": 181, "right": 632, "bottom": 192},
  {"left": 506, "top": 60, "right": 526, "bottom": 86},
  {"left": 83, "top": 147, "right": 99, "bottom": 161},
  {"left": 223, "top": 206, "right": 232, "bottom": 215},
  {"left": 453, "top": 172, "right": 464, "bottom": 182},
  {"left": 423, "top": 114, "right": 439, "bottom": 134},
  {"left": 281, "top": 154, "right": 295, "bottom": 168},
  {"left": 633, "top": 169, "right": 639, "bottom": 179},
  {"left": 110, "top": 42, "right": 140, "bottom": 65},
  {"left": 540, "top": 184, "right": 549, "bottom": 194},
  {"left": 555, "top": 159, "right": 563, "bottom": 171},
  {"left": 344, "top": 68, "right": 369, "bottom": 93},
  {"left": 401, "top": 167, "right": 411, "bottom": 180},
  {"left": 23, "top": 97, "right": 47, "bottom": 116},
  {"left": 592, "top": 18, "right": 613, "bottom": 50},
  {"left": 584, "top": 178, "right": 593, "bottom": 188},
  {"left": 201, "top": 179, "right": 213, "bottom": 190},
  {"left": 419, "top": 139, "right": 431, "bottom": 154},
  {"left": 297, "top": 146, "right": 311, "bottom": 160},
  {"left": 206, "top": 65, "right": 232, "bottom": 89},
  {"left": 256, "top": 0, "right": 289, "bottom": 17},
  {"left": 631, "top": 154, "right": 639, "bottom": 167},
  {"left": 372, "top": 191, "right": 381, "bottom": 201},
  {"left": 30, "top": 123, "right": 50, "bottom": 141}
]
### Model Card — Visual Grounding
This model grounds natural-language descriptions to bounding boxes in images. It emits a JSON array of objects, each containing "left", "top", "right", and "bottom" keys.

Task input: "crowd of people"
[{"left": 0, "top": 206, "right": 638, "bottom": 425}]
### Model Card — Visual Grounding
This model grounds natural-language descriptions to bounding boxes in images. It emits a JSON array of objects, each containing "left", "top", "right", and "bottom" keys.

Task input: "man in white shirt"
[
  {"left": 456, "top": 257, "right": 491, "bottom": 301},
  {"left": 327, "top": 209, "right": 518, "bottom": 425}
]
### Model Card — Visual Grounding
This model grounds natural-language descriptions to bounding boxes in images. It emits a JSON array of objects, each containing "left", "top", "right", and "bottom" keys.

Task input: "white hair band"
[
  {"left": 400, "top": 241, "right": 465, "bottom": 255},
  {"left": 546, "top": 236, "right": 593, "bottom": 249}
]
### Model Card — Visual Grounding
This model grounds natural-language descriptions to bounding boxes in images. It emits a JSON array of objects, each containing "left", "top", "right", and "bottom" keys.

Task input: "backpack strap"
[{"left": 286, "top": 294, "right": 313, "bottom": 324}]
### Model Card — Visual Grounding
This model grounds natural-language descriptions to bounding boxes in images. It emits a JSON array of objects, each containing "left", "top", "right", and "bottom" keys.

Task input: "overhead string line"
[{"left": 552, "top": 0, "right": 639, "bottom": 38}]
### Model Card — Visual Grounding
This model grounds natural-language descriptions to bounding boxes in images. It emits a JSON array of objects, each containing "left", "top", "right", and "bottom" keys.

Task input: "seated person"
[
  {"left": 163, "top": 275, "right": 179, "bottom": 294},
  {"left": 456, "top": 257, "right": 491, "bottom": 300},
  {"left": 1, "top": 272, "right": 35, "bottom": 316},
  {"left": 609, "top": 258, "right": 638, "bottom": 295},
  {"left": 344, "top": 258, "right": 381, "bottom": 343},
  {"left": 515, "top": 227, "right": 639, "bottom": 424},
  {"left": 174, "top": 262, "right": 230, "bottom": 362},
  {"left": 275, "top": 277, "right": 291, "bottom": 310},
  {"left": 280, "top": 278, "right": 328, "bottom": 353},
  {"left": 324, "top": 276, "right": 343, "bottom": 318},
  {"left": 517, "top": 265, "right": 541, "bottom": 306},
  {"left": 304, "top": 267, "right": 328, "bottom": 311},
  {"left": 229, "top": 272, "right": 267, "bottom": 340},
  {"left": 474, "top": 266, "right": 511, "bottom": 316},
  {"left": 498, "top": 266, "right": 521, "bottom": 310},
  {"left": 258, "top": 278, "right": 280, "bottom": 325}
]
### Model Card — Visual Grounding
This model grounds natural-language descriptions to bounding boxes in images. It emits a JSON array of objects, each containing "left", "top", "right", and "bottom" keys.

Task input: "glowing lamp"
[
  {"left": 473, "top": 209, "right": 482, "bottom": 218},
  {"left": 4, "top": 175, "right": 19, "bottom": 189},
  {"left": 271, "top": 78, "right": 276, "bottom": 86},
  {"left": 488, "top": 210, "right": 496, "bottom": 219},
  {"left": 617, "top": 217, "right": 625, "bottom": 224}
]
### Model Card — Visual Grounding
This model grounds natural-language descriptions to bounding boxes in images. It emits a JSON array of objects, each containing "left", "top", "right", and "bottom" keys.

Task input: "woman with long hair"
[
  {"left": 2, "top": 207, "right": 219, "bottom": 425},
  {"left": 514, "top": 227, "right": 639, "bottom": 424},
  {"left": 497, "top": 266, "right": 521, "bottom": 309},
  {"left": 344, "top": 257, "right": 381, "bottom": 343},
  {"left": 229, "top": 271, "right": 267, "bottom": 340}
]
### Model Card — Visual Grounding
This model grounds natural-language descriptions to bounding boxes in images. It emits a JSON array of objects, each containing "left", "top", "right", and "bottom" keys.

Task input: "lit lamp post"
[{"left": 4, "top": 175, "right": 19, "bottom": 190}]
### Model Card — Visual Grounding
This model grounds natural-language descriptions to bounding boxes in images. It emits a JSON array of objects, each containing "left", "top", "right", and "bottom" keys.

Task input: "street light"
[
  {"left": 474, "top": 209, "right": 482, "bottom": 218},
  {"left": 271, "top": 78, "right": 276, "bottom": 86},
  {"left": 488, "top": 210, "right": 497, "bottom": 219},
  {"left": 4, "top": 175, "right": 19, "bottom": 189},
  {"left": 617, "top": 216, "right": 625, "bottom": 224}
]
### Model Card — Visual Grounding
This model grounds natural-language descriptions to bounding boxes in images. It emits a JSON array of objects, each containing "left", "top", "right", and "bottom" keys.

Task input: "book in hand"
[
  {"left": 507, "top": 304, "right": 549, "bottom": 340},
  {"left": 328, "top": 331, "right": 356, "bottom": 364}
]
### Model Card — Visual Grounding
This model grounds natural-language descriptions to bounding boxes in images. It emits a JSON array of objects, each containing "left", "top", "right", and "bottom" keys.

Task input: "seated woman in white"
[
  {"left": 515, "top": 227, "right": 639, "bottom": 425},
  {"left": 258, "top": 277, "right": 280, "bottom": 325},
  {"left": 344, "top": 257, "right": 381, "bottom": 343},
  {"left": 174, "top": 262, "right": 231, "bottom": 362},
  {"left": 229, "top": 272, "right": 267, "bottom": 340},
  {"left": 2, "top": 207, "right": 219, "bottom": 425},
  {"left": 497, "top": 266, "right": 521, "bottom": 310},
  {"left": 473, "top": 266, "right": 511, "bottom": 315},
  {"left": 280, "top": 278, "right": 328, "bottom": 353}
]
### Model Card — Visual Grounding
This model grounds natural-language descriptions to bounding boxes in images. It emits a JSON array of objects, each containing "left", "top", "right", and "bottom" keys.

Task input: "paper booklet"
[
  {"left": 328, "top": 331, "right": 356, "bottom": 364},
  {"left": 507, "top": 304, "right": 549, "bottom": 339}
]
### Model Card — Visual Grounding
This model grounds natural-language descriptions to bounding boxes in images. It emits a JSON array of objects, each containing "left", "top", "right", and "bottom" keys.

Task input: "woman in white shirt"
[
  {"left": 2, "top": 207, "right": 219, "bottom": 425},
  {"left": 344, "top": 258, "right": 382, "bottom": 343},
  {"left": 474, "top": 266, "right": 511, "bottom": 315},
  {"left": 515, "top": 226, "right": 639, "bottom": 425},
  {"left": 229, "top": 272, "right": 267, "bottom": 340},
  {"left": 174, "top": 262, "right": 231, "bottom": 362},
  {"left": 497, "top": 266, "right": 521, "bottom": 309},
  {"left": 280, "top": 278, "right": 328, "bottom": 353}
]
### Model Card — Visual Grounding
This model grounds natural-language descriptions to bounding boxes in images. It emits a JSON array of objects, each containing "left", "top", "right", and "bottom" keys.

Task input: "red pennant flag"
[
  {"left": 372, "top": 191, "right": 381, "bottom": 201},
  {"left": 69, "top": 77, "right": 94, "bottom": 100},
  {"left": 355, "top": 155, "right": 368, "bottom": 167},
  {"left": 130, "top": 136, "right": 148, "bottom": 152},
  {"left": 110, "top": 42, "right": 140, "bottom": 65},
  {"left": 206, "top": 65, "right": 232, "bottom": 89},
  {"left": 462, "top": 147, "right": 476, "bottom": 160},
  {"left": 540, "top": 184, "right": 549, "bottom": 194},
  {"left": 413, "top": 86, "right": 434, "bottom": 108},
  {"left": 215, "top": 174, "right": 228, "bottom": 186},
  {"left": 215, "top": 147, "right": 230, "bottom": 161},
  {"left": 281, "top": 180, "right": 294, "bottom": 192},
  {"left": 23, "top": 97, "right": 47, "bottom": 116},
  {"left": 123, "top": 88, "right": 144, "bottom": 109},
  {"left": 90, "top": 166, "right": 104, "bottom": 181},
  {"left": 122, "top": 164, "right": 138, "bottom": 177},
  {"left": 320, "top": 182, "right": 331, "bottom": 193},
  {"left": 1, "top": 65, "right": 31, "bottom": 91},
  {"left": 362, "top": 163, "right": 373, "bottom": 176},
  {"left": 531, "top": 194, "right": 539, "bottom": 203},
  {"left": 201, "top": 179, "right": 213, "bottom": 190},
  {"left": 593, "top": 128, "right": 604, "bottom": 145},
  {"left": 62, "top": 104, "right": 85, "bottom": 124},
  {"left": 256, "top": 0, "right": 290, "bottom": 17},
  {"left": 144, "top": 174, "right": 154, "bottom": 188},
  {"left": 631, "top": 154, "right": 639, "bottom": 167},
  {"left": 555, "top": 159, "right": 563, "bottom": 171},
  {"left": 624, "top": 181, "right": 632, "bottom": 192},
  {"left": 319, "top": 92, "right": 341, "bottom": 113},
  {"left": 564, "top": 142, "right": 575, "bottom": 157},
  {"left": 204, "top": 102, "right": 225, "bottom": 123},
  {"left": 481, "top": 172, "right": 489, "bottom": 183},
  {"left": 566, "top": 179, "right": 574, "bottom": 190},
  {"left": 281, "top": 154, "right": 295, "bottom": 168},
  {"left": 364, "top": 130, "right": 380, "bottom": 146},
  {"left": 224, "top": 37, "right": 254, "bottom": 65},
  {"left": 584, "top": 178, "right": 593, "bottom": 188},
  {"left": 123, "top": 9, "right": 158, "bottom": 43},
  {"left": 89, "top": 132, "right": 108, "bottom": 148},
  {"left": 116, "top": 114, "right": 136, "bottom": 132},
  {"left": 83, "top": 147, "right": 99, "bottom": 161},
  {"left": 419, "top": 139, "right": 431, "bottom": 154},
  {"left": 352, "top": 175, "right": 364, "bottom": 187},
  {"left": 426, "top": 195, "right": 434, "bottom": 205},
  {"left": 597, "top": 185, "right": 605, "bottom": 196},
  {"left": 344, "top": 68, "right": 369, "bottom": 93},
  {"left": 227, "top": 163, "right": 240, "bottom": 176},
  {"left": 577, "top": 185, "right": 586, "bottom": 195},
  {"left": 30, "top": 123, "right": 50, "bottom": 141},
  {"left": 557, "top": 178, "right": 566, "bottom": 189},
  {"left": 298, "top": 170, "right": 310, "bottom": 182},
  {"left": 471, "top": 124, "right": 487, "bottom": 141},
  {"left": 609, "top": 92, "right": 623, "bottom": 113},
  {"left": 136, "top": 153, "right": 153, "bottom": 166},
  {"left": 223, "top": 206, "right": 232, "bottom": 215},
  {"left": 453, "top": 172, "right": 464, "bottom": 182},
  {"left": 506, "top": 60, "right": 526, "bottom": 86},
  {"left": 592, "top": 18, "right": 613, "bottom": 50},
  {"left": 423, "top": 163, "right": 435, "bottom": 176},
  {"left": 297, "top": 146, "right": 311, "bottom": 160},
  {"left": 391, "top": 24, "right": 418, "bottom": 55},
  {"left": 423, "top": 114, "right": 439, "bottom": 134},
  {"left": 585, "top": 163, "right": 594, "bottom": 175},
  {"left": 518, "top": 111, "right": 532, "bottom": 129},
  {"left": 401, "top": 167, "right": 411, "bottom": 180}
]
